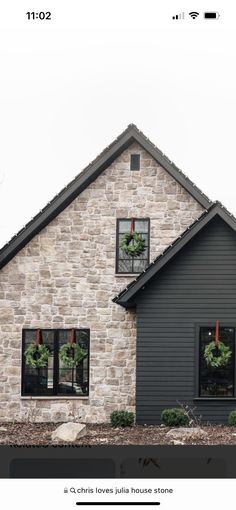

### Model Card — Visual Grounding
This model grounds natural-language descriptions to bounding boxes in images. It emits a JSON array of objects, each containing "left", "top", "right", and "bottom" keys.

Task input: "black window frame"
[
  {"left": 195, "top": 323, "right": 236, "bottom": 399},
  {"left": 116, "top": 218, "right": 150, "bottom": 274},
  {"left": 130, "top": 153, "right": 140, "bottom": 171},
  {"left": 21, "top": 328, "right": 90, "bottom": 397}
]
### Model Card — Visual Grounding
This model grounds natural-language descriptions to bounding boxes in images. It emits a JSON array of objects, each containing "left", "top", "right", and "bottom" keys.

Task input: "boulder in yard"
[
  {"left": 51, "top": 422, "right": 86, "bottom": 442},
  {"left": 166, "top": 427, "right": 207, "bottom": 439}
]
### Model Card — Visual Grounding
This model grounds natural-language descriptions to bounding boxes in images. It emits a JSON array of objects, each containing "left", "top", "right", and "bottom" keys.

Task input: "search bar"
[{"left": 75, "top": 504, "right": 160, "bottom": 507}]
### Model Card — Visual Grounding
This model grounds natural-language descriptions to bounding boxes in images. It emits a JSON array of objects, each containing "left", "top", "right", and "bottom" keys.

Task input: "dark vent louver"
[{"left": 130, "top": 154, "right": 140, "bottom": 171}]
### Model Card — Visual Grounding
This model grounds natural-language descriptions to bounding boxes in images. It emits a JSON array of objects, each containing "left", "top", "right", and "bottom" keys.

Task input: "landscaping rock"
[
  {"left": 166, "top": 427, "right": 207, "bottom": 439},
  {"left": 51, "top": 422, "right": 86, "bottom": 442},
  {"left": 0, "top": 427, "right": 7, "bottom": 433}
]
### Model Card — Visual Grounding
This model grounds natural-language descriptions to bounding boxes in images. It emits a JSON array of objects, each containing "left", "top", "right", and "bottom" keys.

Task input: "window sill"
[
  {"left": 21, "top": 396, "right": 89, "bottom": 400},
  {"left": 194, "top": 398, "right": 236, "bottom": 401},
  {"left": 115, "top": 273, "right": 139, "bottom": 277}
]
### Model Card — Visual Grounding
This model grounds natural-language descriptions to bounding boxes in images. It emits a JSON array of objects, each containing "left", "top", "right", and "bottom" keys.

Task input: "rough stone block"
[{"left": 51, "top": 422, "right": 87, "bottom": 442}]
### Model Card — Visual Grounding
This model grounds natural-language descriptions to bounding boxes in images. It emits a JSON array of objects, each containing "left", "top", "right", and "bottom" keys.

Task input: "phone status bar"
[{"left": 172, "top": 11, "right": 220, "bottom": 20}]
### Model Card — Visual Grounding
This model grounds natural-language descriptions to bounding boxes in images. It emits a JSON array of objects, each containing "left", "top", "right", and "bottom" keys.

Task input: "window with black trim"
[
  {"left": 22, "top": 329, "right": 89, "bottom": 397},
  {"left": 199, "top": 326, "right": 235, "bottom": 397},
  {"left": 116, "top": 218, "right": 150, "bottom": 273}
]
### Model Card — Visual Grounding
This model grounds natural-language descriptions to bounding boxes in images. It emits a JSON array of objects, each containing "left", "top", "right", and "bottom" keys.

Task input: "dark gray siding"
[{"left": 136, "top": 216, "right": 236, "bottom": 424}]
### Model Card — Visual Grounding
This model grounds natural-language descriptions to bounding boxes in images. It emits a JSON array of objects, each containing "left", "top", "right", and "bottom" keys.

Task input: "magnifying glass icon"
[{"left": 70, "top": 488, "right": 76, "bottom": 494}]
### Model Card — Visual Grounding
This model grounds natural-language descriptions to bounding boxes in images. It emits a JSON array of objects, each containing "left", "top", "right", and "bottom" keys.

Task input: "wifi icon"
[{"left": 189, "top": 11, "right": 199, "bottom": 19}]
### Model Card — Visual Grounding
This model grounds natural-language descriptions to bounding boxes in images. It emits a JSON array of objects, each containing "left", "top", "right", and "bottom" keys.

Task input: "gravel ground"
[{"left": 1, "top": 422, "right": 236, "bottom": 445}]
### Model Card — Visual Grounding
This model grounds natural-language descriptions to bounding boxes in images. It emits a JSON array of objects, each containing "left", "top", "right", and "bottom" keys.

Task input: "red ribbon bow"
[
  {"left": 215, "top": 320, "right": 219, "bottom": 348},
  {"left": 70, "top": 328, "right": 75, "bottom": 346},
  {"left": 130, "top": 218, "right": 135, "bottom": 236},
  {"left": 35, "top": 329, "right": 41, "bottom": 348}
]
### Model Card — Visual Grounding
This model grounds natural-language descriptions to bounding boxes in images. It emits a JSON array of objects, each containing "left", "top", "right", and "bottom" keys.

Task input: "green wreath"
[
  {"left": 24, "top": 343, "right": 50, "bottom": 368},
  {"left": 204, "top": 341, "right": 232, "bottom": 368},
  {"left": 59, "top": 343, "right": 87, "bottom": 368},
  {"left": 120, "top": 231, "right": 146, "bottom": 257}
]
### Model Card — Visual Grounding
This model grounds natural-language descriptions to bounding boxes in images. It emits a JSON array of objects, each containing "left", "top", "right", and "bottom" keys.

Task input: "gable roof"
[
  {"left": 113, "top": 202, "right": 236, "bottom": 308},
  {"left": 0, "top": 124, "right": 211, "bottom": 269}
]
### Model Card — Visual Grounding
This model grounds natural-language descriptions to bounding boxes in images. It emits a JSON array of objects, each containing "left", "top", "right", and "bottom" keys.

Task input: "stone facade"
[{"left": 0, "top": 142, "right": 203, "bottom": 423}]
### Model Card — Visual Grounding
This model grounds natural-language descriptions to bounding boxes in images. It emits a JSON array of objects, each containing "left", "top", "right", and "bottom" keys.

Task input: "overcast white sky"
[{"left": 0, "top": 0, "right": 235, "bottom": 247}]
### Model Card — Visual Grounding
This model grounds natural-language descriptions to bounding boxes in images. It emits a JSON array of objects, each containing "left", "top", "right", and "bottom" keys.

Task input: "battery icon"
[{"left": 204, "top": 12, "right": 220, "bottom": 19}]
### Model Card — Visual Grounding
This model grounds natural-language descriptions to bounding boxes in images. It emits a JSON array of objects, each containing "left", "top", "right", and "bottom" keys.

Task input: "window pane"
[
  {"left": 136, "top": 233, "right": 148, "bottom": 259},
  {"left": 22, "top": 330, "right": 54, "bottom": 396},
  {"left": 58, "top": 368, "right": 76, "bottom": 395},
  {"left": 42, "top": 330, "right": 54, "bottom": 392},
  {"left": 24, "top": 330, "right": 37, "bottom": 345},
  {"left": 118, "top": 220, "right": 131, "bottom": 233},
  {"left": 77, "top": 329, "right": 89, "bottom": 346},
  {"left": 23, "top": 367, "right": 52, "bottom": 396},
  {"left": 119, "top": 234, "right": 132, "bottom": 259},
  {"left": 138, "top": 248, "right": 148, "bottom": 260},
  {"left": 58, "top": 330, "right": 70, "bottom": 344},
  {"left": 134, "top": 220, "right": 149, "bottom": 233},
  {"left": 133, "top": 259, "right": 148, "bottom": 272},
  {"left": 58, "top": 330, "right": 89, "bottom": 396},
  {"left": 76, "top": 330, "right": 89, "bottom": 396},
  {"left": 58, "top": 367, "right": 88, "bottom": 396},
  {"left": 199, "top": 327, "right": 234, "bottom": 397},
  {"left": 118, "top": 259, "right": 133, "bottom": 273}
]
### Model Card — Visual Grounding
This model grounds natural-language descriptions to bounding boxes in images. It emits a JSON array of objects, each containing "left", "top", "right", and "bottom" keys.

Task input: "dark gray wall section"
[{"left": 135, "top": 216, "right": 236, "bottom": 424}]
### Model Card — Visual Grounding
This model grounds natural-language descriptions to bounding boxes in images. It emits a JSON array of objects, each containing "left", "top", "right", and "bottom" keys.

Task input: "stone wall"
[{"left": 0, "top": 142, "right": 204, "bottom": 423}]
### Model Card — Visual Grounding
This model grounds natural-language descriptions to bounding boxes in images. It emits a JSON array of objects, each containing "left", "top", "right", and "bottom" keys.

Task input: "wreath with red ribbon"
[
  {"left": 24, "top": 329, "right": 50, "bottom": 368},
  {"left": 59, "top": 329, "right": 86, "bottom": 368},
  {"left": 120, "top": 218, "right": 146, "bottom": 257},
  {"left": 204, "top": 321, "right": 232, "bottom": 368}
]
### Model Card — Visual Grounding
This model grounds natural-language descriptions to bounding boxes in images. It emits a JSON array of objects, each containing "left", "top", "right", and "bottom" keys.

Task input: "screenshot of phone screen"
[{"left": 0, "top": 1, "right": 236, "bottom": 509}]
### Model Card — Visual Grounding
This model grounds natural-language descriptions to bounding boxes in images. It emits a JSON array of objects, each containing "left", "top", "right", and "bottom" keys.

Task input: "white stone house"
[{"left": 0, "top": 124, "right": 216, "bottom": 423}]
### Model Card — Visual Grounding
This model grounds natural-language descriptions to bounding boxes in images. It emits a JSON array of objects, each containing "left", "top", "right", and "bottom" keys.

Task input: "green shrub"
[
  {"left": 110, "top": 410, "right": 135, "bottom": 427},
  {"left": 228, "top": 411, "right": 236, "bottom": 426},
  {"left": 161, "top": 408, "right": 189, "bottom": 427}
]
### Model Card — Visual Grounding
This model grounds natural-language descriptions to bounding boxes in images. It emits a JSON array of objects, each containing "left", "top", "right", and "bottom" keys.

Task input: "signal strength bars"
[{"left": 172, "top": 12, "right": 185, "bottom": 20}]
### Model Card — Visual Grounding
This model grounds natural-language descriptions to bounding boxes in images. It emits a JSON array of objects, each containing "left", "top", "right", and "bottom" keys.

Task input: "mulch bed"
[{"left": 1, "top": 422, "right": 236, "bottom": 445}]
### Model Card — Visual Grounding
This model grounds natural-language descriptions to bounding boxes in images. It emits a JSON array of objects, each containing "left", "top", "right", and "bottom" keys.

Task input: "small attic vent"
[{"left": 130, "top": 154, "right": 140, "bottom": 171}]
